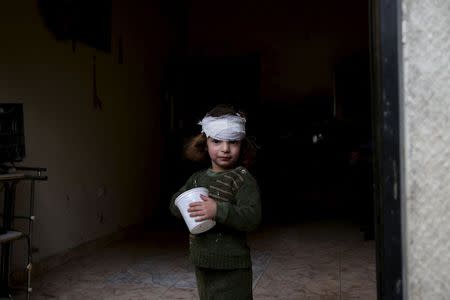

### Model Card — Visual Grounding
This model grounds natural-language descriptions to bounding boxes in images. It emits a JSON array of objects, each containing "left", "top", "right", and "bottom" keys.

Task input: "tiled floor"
[{"left": 19, "top": 220, "right": 376, "bottom": 299}]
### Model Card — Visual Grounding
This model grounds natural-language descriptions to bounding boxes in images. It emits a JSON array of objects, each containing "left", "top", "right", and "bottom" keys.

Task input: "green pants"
[{"left": 195, "top": 266, "right": 253, "bottom": 300}]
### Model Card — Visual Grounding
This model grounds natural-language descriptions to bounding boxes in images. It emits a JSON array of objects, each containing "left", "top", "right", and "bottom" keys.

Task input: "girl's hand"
[{"left": 188, "top": 194, "right": 217, "bottom": 222}]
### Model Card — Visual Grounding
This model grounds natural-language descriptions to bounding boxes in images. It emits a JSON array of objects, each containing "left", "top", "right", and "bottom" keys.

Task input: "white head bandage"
[{"left": 199, "top": 114, "right": 246, "bottom": 141}]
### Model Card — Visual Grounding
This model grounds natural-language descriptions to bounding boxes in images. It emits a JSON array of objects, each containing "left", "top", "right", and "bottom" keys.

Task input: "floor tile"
[{"left": 28, "top": 221, "right": 376, "bottom": 299}]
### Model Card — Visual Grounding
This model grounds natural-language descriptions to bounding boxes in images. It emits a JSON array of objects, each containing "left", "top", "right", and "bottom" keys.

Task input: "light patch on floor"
[
  {"left": 13, "top": 221, "right": 376, "bottom": 299},
  {"left": 103, "top": 251, "right": 272, "bottom": 289}
]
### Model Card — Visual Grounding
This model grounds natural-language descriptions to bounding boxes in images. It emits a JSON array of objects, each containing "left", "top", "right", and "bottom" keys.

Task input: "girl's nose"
[{"left": 221, "top": 142, "right": 230, "bottom": 152}]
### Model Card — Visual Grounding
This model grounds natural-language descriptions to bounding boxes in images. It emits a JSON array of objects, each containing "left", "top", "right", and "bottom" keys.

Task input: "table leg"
[{"left": 0, "top": 182, "right": 17, "bottom": 298}]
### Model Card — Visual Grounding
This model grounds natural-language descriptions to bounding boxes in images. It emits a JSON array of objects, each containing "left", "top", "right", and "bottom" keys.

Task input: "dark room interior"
[
  {"left": 158, "top": 0, "right": 374, "bottom": 232},
  {"left": 0, "top": 0, "right": 379, "bottom": 298}
]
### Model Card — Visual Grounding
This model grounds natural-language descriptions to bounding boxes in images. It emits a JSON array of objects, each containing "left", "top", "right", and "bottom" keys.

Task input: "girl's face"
[{"left": 206, "top": 137, "right": 241, "bottom": 172}]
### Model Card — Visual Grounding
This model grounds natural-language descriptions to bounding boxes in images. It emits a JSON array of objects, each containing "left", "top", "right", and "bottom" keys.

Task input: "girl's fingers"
[
  {"left": 188, "top": 206, "right": 202, "bottom": 212},
  {"left": 189, "top": 210, "right": 207, "bottom": 217},
  {"left": 200, "top": 194, "right": 211, "bottom": 201},
  {"left": 188, "top": 202, "right": 204, "bottom": 212},
  {"left": 189, "top": 201, "right": 203, "bottom": 207},
  {"left": 188, "top": 205, "right": 204, "bottom": 213}
]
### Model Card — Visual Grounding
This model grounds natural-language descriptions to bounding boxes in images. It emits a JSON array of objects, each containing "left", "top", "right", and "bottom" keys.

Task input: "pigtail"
[{"left": 184, "top": 133, "right": 209, "bottom": 162}]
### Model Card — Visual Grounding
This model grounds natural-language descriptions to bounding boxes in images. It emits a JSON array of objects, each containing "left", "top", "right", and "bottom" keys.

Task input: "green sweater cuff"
[{"left": 215, "top": 201, "right": 229, "bottom": 223}]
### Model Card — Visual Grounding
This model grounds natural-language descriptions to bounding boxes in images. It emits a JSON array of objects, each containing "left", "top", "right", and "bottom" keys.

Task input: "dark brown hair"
[{"left": 184, "top": 105, "right": 257, "bottom": 168}]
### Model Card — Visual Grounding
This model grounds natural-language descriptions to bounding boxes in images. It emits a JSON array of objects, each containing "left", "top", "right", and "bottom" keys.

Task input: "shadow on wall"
[{"left": 37, "top": 0, "right": 112, "bottom": 53}]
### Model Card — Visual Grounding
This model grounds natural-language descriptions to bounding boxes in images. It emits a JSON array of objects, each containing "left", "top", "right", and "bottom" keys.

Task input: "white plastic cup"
[{"left": 174, "top": 187, "right": 216, "bottom": 234}]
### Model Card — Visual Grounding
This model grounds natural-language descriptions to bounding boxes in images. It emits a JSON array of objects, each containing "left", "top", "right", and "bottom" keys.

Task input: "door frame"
[{"left": 370, "top": 0, "right": 404, "bottom": 299}]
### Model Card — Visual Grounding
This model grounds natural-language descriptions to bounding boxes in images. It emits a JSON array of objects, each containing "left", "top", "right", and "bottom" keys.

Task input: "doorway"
[{"left": 158, "top": 0, "right": 403, "bottom": 299}]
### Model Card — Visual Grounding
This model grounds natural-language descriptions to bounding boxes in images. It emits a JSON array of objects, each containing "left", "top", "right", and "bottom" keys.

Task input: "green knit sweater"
[{"left": 170, "top": 166, "right": 261, "bottom": 269}]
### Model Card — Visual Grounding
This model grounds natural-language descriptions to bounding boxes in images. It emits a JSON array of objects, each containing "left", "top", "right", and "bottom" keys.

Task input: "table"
[{"left": 0, "top": 169, "right": 47, "bottom": 299}]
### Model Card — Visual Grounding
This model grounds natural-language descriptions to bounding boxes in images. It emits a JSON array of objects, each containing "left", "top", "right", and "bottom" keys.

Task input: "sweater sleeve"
[
  {"left": 169, "top": 172, "right": 199, "bottom": 219},
  {"left": 214, "top": 173, "right": 262, "bottom": 232}
]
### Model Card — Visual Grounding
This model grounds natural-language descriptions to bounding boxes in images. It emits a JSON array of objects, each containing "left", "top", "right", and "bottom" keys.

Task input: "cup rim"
[{"left": 174, "top": 187, "right": 209, "bottom": 206}]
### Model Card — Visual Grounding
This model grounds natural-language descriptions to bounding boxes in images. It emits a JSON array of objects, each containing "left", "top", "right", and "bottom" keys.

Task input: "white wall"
[
  {"left": 0, "top": 0, "right": 169, "bottom": 266},
  {"left": 402, "top": 0, "right": 450, "bottom": 298}
]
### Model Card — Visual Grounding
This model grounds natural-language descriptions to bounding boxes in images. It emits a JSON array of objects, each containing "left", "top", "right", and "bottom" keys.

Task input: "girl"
[{"left": 170, "top": 105, "right": 261, "bottom": 300}]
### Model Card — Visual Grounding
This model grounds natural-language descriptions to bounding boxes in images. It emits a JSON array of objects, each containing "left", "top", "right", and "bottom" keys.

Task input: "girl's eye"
[
  {"left": 212, "top": 139, "right": 221, "bottom": 144},
  {"left": 230, "top": 140, "right": 240, "bottom": 145}
]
